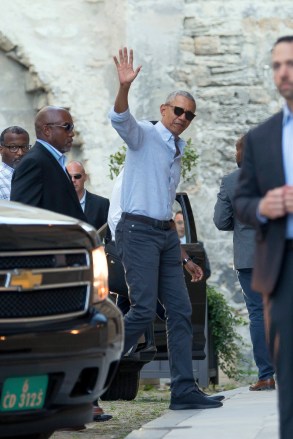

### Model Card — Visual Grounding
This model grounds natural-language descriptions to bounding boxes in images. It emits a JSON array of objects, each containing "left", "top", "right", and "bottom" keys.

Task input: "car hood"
[
  {"left": 0, "top": 200, "right": 84, "bottom": 225},
  {"left": 0, "top": 200, "right": 100, "bottom": 249}
]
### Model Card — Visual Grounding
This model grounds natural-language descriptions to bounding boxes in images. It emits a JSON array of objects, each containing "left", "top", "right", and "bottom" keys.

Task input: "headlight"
[{"left": 92, "top": 246, "right": 109, "bottom": 302}]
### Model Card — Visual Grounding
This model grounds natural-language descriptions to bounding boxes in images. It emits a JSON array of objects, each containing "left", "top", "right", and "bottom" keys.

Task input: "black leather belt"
[
  {"left": 122, "top": 213, "right": 172, "bottom": 230},
  {"left": 285, "top": 239, "right": 293, "bottom": 250}
]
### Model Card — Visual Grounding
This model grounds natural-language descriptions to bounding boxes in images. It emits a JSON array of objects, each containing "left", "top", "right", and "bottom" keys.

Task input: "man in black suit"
[
  {"left": 67, "top": 160, "right": 109, "bottom": 230},
  {"left": 10, "top": 106, "right": 86, "bottom": 222},
  {"left": 235, "top": 36, "right": 293, "bottom": 439},
  {"left": 10, "top": 108, "right": 110, "bottom": 427}
]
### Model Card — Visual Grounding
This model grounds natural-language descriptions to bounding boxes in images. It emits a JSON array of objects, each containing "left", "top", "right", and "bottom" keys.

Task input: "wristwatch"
[{"left": 182, "top": 257, "right": 192, "bottom": 265}]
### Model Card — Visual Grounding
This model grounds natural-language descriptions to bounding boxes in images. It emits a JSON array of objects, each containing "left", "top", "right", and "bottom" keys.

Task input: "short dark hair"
[
  {"left": 165, "top": 91, "right": 196, "bottom": 106},
  {"left": 0, "top": 126, "right": 29, "bottom": 145},
  {"left": 273, "top": 35, "right": 293, "bottom": 47}
]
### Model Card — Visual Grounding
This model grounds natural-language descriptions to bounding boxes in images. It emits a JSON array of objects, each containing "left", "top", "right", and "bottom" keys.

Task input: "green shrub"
[{"left": 207, "top": 284, "right": 246, "bottom": 380}]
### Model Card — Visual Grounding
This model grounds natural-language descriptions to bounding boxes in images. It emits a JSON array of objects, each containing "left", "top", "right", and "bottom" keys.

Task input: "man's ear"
[
  {"left": 160, "top": 104, "right": 166, "bottom": 117},
  {"left": 42, "top": 124, "right": 51, "bottom": 139}
]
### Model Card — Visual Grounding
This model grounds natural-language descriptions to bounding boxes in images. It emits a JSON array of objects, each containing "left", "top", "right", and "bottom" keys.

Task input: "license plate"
[{"left": 0, "top": 375, "right": 48, "bottom": 412}]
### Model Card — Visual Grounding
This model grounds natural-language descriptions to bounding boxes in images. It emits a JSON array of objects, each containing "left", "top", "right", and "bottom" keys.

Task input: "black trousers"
[
  {"left": 268, "top": 248, "right": 293, "bottom": 439},
  {"left": 115, "top": 215, "right": 195, "bottom": 398}
]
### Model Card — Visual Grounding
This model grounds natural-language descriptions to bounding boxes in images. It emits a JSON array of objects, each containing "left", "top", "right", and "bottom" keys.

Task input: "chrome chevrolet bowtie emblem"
[{"left": 9, "top": 270, "right": 43, "bottom": 290}]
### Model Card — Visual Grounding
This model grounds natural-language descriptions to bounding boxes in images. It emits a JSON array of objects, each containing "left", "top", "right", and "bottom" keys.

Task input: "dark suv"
[
  {"left": 0, "top": 201, "right": 124, "bottom": 438},
  {"left": 100, "top": 193, "right": 217, "bottom": 401}
]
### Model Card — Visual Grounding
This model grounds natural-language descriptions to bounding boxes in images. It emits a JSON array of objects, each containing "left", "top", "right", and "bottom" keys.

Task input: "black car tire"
[
  {"left": 5, "top": 434, "right": 53, "bottom": 439},
  {"left": 101, "top": 369, "right": 140, "bottom": 401},
  {"left": 32, "top": 434, "right": 53, "bottom": 439}
]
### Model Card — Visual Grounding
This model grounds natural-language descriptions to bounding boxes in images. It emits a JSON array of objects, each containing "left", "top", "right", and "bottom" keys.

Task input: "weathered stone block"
[
  {"left": 194, "top": 36, "right": 221, "bottom": 55},
  {"left": 179, "top": 36, "right": 194, "bottom": 52}
]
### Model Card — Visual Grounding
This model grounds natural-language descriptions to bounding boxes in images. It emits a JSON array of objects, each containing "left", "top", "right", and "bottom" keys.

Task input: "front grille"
[
  {"left": 0, "top": 252, "right": 87, "bottom": 270},
  {"left": 0, "top": 249, "right": 92, "bottom": 322},
  {"left": 0, "top": 286, "right": 88, "bottom": 319}
]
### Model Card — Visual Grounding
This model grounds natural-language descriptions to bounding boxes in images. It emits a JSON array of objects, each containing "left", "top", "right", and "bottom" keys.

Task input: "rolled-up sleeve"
[{"left": 108, "top": 107, "right": 143, "bottom": 150}]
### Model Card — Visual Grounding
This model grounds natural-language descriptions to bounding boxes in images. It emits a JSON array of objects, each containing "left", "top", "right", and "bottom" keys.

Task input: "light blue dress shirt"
[
  {"left": 0, "top": 162, "right": 14, "bottom": 200},
  {"left": 109, "top": 107, "right": 185, "bottom": 221},
  {"left": 37, "top": 139, "right": 67, "bottom": 172},
  {"left": 282, "top": 104, "right": 293, "bottom": 238},
  {"left": 79, "top": 190, "right": 86, "bottom": 212}
]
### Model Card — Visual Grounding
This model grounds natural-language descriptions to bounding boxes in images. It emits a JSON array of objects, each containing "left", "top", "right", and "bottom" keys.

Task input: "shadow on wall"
[{"left": 0, "top": 32, "right": 48, "bottom": 139}]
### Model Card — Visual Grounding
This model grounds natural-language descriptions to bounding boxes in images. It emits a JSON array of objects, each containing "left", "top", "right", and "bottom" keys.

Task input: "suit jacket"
[
  {"left": 214, "top": 168, "right": 256, "bottom": 270},
  {"left": 10, "top": 141, "right": 87, "bottom": 222},
  {"left": 84, "top": 190, "right": 109, "bottom": 230},
  {"left": 234, "top": 111, "right": 286, "bottom": 294}
]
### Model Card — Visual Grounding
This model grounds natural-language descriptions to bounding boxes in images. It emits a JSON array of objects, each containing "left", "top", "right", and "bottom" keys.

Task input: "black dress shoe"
[
  {"left": 170, "top": 390, "right": 223, "bottom": 410},
  {"left": 197, "top": 387, "right": 225, "bottom": 401}
]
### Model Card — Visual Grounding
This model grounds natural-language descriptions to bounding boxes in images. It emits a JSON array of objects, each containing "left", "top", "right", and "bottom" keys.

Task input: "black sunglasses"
[
  {"left": 45, "top": 122, "right": 75, "bottom": 132},
  {"left": 166, "top": 105, "right": 196, "bottom": 122},
  {"left": 70, "top": 173, "right": 83, "bottom": 180}
]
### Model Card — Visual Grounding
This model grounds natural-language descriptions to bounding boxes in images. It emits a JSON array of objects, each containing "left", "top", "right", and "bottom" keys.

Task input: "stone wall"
[
  {"left": 176, "top": 1, "right": 293, "bottom": 302},
  {"left": 0, "top": 0, "right": 293, "bottom": 308}
]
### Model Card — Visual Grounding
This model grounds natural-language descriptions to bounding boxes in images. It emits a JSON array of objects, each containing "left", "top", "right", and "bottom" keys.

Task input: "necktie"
[{"left": 174, "top": 138, "right": 180, "bottom": 158}]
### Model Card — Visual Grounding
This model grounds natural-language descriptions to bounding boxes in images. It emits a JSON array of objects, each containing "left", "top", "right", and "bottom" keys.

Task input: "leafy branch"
[
  {"left": 109, "top": 145, "right": 127, "bottom": 181},
  {"left": 181, "top": 138, "right": 198, "bottom": 183}
]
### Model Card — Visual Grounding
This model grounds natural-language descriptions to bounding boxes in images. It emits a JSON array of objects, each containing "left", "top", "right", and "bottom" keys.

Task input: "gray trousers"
[{"left": 115, "top": 215, "right": 196, "bottom": 398}]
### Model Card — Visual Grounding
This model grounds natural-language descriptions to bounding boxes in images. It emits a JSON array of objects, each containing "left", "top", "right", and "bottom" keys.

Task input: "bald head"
[
  {"left": 35, "top": 106, "right": 75, "bottom": 153},
  {"left": 35, "top": 106, "right": 71, "bottom": 136},
  {"left": 67, "top": 160, "right": 86, "bottom": 174},
  {"left": 67, "top": 161, "right": 87, "bottom": 200}
]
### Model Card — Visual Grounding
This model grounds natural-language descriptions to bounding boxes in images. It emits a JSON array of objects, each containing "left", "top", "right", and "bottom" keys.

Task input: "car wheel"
[{"left": 101, "top": 369, "right": 140, "bottom": 401}]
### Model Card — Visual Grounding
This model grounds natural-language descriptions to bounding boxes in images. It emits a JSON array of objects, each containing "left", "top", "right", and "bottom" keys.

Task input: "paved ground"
[{"left": 125, "top": 387, "right": 279, "bottom": 439}]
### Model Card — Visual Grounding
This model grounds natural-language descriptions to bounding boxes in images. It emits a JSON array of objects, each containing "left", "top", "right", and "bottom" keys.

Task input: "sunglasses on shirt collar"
[{"left": 166, "top": 105, "right": 196, "bottom": 122}]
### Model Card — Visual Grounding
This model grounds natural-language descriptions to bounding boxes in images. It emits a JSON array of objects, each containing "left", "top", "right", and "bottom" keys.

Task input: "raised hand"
[{"left": 113, "top": 47, "right": 142, "bottom": 86}]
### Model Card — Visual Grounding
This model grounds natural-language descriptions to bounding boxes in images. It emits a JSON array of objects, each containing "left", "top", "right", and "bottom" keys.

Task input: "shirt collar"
[
  {"left": 37, "top": 139, "right": 65, "bottom": 166},
  {"left": 79, "top": 190, "right": 86, "bottom": 211},
  {"left": 1, "top": 162, "right": 14, "bottom": 173},
  {"left": 283, "top": 104, "right": 293, "bottom": 126},
  {"left": 80, "top": 190, "right": 86, "bottom": 204},
  {"left": 155, "top": 121, "right": 186, "bottom": 150},
  {"left": 37, "top": 139, "right": 65, "bottom": 160}
]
